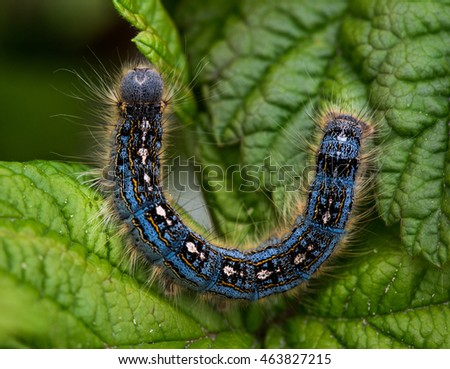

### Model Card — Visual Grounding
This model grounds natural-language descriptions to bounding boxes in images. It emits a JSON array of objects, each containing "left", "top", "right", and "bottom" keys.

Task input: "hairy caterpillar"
[{"left": 107, "top": 65, "right": 373, "bottom": 300}]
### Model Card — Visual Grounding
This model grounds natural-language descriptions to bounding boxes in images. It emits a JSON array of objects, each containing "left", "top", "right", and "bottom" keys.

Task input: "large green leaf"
[
  {"left": 0, "top": 0, "right": 449, "bottom": 348},
  {"left": 0, "top": 161, "right": 255, "bottom": 348}
]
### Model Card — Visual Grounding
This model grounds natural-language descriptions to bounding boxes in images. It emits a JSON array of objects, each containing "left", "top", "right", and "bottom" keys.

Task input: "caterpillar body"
[{"left": 110, "top": 66, "right": 372, "bottom": 300}]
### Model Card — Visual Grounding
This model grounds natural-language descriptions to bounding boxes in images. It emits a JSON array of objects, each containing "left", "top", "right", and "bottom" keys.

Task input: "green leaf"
[
  {"left": 1, "top": 0, "right": 449, "bottom": 349},
  {"left": 180, "top": 0, "right": 450, "bottom": 264},
  {"left": 0, "top": 161, "right": 255, "bottom": 348},
  {"left": 265, "top": 224, "right": 450, "bottom": 348},
  {"left": 340, "top": 0, "right": 450, "bottom": 266},
  {"left": 112, "top": 0, "right": 196, "bottom": 123}
]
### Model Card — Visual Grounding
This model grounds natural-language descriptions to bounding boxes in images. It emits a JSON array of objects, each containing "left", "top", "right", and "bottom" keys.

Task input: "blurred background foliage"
[{"left": 0, "top": 0, "right": 150, "bottom": 162}]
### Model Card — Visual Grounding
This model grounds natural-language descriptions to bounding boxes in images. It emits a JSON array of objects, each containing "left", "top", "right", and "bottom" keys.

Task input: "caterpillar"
[{"left": 108, "top": 65, "right": 373, "bottom": 300}]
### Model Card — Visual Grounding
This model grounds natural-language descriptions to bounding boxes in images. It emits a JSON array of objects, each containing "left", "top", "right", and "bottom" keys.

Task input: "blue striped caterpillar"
[{"left": 108, "top": 65, "right": 373, "bottom": 300}]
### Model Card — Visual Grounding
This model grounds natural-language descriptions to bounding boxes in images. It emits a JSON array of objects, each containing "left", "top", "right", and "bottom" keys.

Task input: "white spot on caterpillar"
[
  {"left": 294, "top": 253, "right": 306, "bottom": 265},
  {"left": 144, "top": 173, "right": 151, "bottom": 185},
  {"left": 138, "top": 148, "right": 149, "bottom": 165},
  {"left": 156, "top": 205, "right": 166, "bottom": 218},
  {"left": 141, "top": 119, "right": 150, "bottom": 143},
  {"left": 186, "top": 241, "right": 198, "bottom": 254},
  {"left": 257, "top": 270, "right": 272, "bottom": 280},
  {"left": 323, "top": 198, "right": 333, "bottom": 224},
  {"left": 223, "top": 265, "right": 236, "bottom": 276},
  {"left": 199, "top": 252, "right": 206, "bottom": 261},
  {"left": 141, "top": 118, "right": 150, "bottom": 130},
  {"left": 337, "top": 131, "right": 347, "bottom": 142}
]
